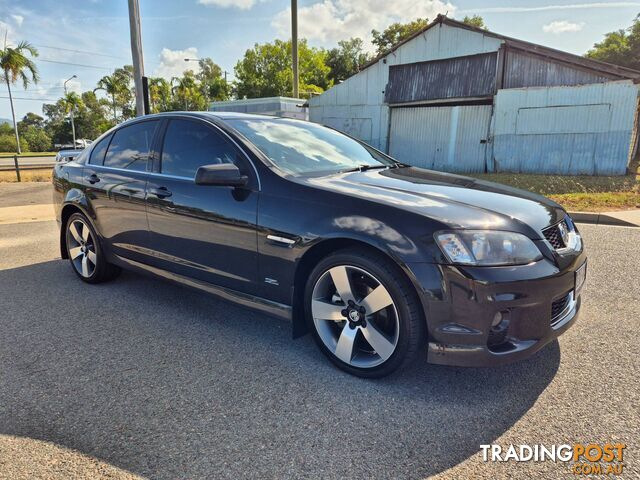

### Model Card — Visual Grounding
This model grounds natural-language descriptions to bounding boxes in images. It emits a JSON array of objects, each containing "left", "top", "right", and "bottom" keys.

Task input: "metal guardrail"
[{"left": 0, "top": 154, "right": 57, "bottom": 181}]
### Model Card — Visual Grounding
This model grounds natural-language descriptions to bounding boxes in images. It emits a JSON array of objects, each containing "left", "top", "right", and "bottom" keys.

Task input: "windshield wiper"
[{"left": 339, "top": 164, "right": 391, "bottom": 173}]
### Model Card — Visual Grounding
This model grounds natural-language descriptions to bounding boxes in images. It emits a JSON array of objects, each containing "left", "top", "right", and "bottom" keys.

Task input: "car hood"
[{"left": 304, "top": 167, "right": 566, "bottom": 235}]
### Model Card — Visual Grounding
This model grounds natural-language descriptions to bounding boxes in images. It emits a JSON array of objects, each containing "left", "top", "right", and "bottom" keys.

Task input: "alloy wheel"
[
  {"left": 311, "top": 265, "right": 400, "bottom": 368},
  {"left": 67, "top": 219, "right": 97, "bottom": 278}
]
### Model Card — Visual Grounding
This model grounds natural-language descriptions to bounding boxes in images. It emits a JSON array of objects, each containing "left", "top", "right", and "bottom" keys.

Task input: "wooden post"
[{"left": 13, "top": 154, "right": 21, "bottom": 182}]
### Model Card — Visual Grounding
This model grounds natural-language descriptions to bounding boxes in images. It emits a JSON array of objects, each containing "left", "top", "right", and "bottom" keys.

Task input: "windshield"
[{"left": 227, "top": 117, "right": 395, "bottom": 175}]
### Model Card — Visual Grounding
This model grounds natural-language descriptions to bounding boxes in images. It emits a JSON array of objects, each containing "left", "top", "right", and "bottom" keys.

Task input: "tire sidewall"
[{"left": 304, "top": 250, "right": 418, "bottom": 377}]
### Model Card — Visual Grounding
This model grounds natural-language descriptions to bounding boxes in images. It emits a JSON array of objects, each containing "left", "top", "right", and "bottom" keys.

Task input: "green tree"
[
  {"left": 586, "top": 14, "right": 640, "bottom": 69},
  {"left": 94, "top": 71, "right": 130, "bottom": 122},
  {"left": 148, "top": 77, "right": 172, "bottom": 113},
  {"left": 171, "top": 71, "right": 206, "bottom": 111},
  {"left": 0, "top": 133, "right": 28, "bottom": 152},
  {"left": 75, "top": 91, "right": 111, "bottom": 138},
  {"left": 234, "top": 39, "right": 331, "bottom": 99},
  {"left": 462, "top": 15, "right": 487, "bottom": 29},
  {"left": 17, "top": 112, "right": 44, "bottom": 134},
  {"left": 197, "top": 57, "right": 230, "bottom": 103},
  {"left": 326, "top": 38, "right": 371, "bottom": 83},
  {"left": 17, "top": 112, "right": 50, "bottom": 151},
  {"left": 371, "top": 18, "right": 429, "bottom": 56},
  {"left": 21, "top": 125, "right": 51, "bottom": 151},
  {"left": 0, "top": 38, "right": 39, "bottom": 153}
]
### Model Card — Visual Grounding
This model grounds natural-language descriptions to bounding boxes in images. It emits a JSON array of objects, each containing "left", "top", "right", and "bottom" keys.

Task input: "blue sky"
[{"left": 1, "top": 0, "right": 639, "bottom": 121}]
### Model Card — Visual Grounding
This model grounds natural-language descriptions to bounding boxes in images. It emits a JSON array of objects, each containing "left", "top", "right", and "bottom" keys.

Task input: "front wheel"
[
  {"left": 65, "top": 212, "right": 120, "bottom": 283},
  {"left": 305, "top": 248, "right": 425, "bottom": 378}
]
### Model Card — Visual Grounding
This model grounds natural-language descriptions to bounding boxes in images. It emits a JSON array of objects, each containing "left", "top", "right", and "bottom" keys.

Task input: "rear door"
[
  {"left": 145, "top": 117, "right": 259, "bottom": 294},
  {"left": 83, "top": 119, "right": 160, "bottom": 262}
]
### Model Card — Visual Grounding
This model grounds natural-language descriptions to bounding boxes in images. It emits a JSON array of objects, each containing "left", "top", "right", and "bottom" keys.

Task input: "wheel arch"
[
  {"left": 59, "top": 202, "right": 94, "bottom": 259},
  {"left": 291, "top": 237, "right": 427, "bottom": 338}
]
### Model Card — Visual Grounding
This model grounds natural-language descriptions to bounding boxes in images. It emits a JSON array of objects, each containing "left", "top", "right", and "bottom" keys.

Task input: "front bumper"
[{"left": 408, "top": 250, "right": 586, "bottom": 367}]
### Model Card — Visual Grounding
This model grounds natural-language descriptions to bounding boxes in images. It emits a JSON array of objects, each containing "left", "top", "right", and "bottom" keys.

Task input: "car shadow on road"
[{"left": 0, "top": 260, "right": 561, "bottom": 479}]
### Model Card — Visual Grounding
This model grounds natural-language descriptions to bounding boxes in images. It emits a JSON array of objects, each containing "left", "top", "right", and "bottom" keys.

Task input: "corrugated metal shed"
[
  {"left": 388, "top": 105, "right": 492, "bottom": 172},
  {"left": 385, "top": 52, "right": 497, "bottom": 104},
  {"left": 209, "top": 97, "right": 308, "bottom": 120},
  {"left": 504, "top": 49, "right": 614, "bottom": 88},
  {"left": 492, "top": 81, "right": 639, "bottom": 175},
  {"left": 309, "top": 21, "right": 503, "bottom": 151},
  {"left": 310, "top": 16, "right": 640, "bottom": 175}
]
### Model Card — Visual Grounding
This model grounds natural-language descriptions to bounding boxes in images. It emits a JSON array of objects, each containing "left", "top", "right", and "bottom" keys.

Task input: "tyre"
[
  {"left": 305, "top": 248, "right": 425, "bottom": 378},
  {"left": 65, "top": 212, "right": 120, "bottom": 284}
]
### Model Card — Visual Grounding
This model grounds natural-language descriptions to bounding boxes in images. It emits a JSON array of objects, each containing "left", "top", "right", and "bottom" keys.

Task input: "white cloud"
[
  {"left": 462, "top": 2, "right": 640, "bottom": 13},
  {"left": 11, "top": 14, "right": 24, "bottom": 27},
  {"left": 198, "top": 0, "right": 256, "bottom": 10},
  {"left": 542, "top": 20, "right": 585, "bottom": 33},
  {"left": 272, "top": 0, "right": 455, "bottom": 49},
  {"left": 154, "top": 47, "right": 201, "bottom": 80}
]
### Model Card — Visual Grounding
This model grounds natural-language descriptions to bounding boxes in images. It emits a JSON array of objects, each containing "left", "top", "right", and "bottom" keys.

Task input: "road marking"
[{"left": 0, "top": 204, "right": 55, "bottom": 225}]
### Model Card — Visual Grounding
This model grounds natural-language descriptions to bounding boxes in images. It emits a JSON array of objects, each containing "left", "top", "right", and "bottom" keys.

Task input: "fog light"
[{"left": 491, "top": 312, "right": 503, "bottom": 327}]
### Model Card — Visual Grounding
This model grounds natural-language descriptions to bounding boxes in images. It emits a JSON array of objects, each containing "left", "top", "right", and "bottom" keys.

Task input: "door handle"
[
  {"left": 86, "top": 173, "right": 100, "bottom": 184},
  {"left": 149, "top": 186, "right": 172, "bottom": 199}
]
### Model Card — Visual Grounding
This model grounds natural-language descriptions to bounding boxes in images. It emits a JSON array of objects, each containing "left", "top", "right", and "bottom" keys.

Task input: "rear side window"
[
  {"left": 161, "top": 119, "right": 238, "bottom": 178},
  {"left": 88, "top": 133, "right": 112, "bottom": 165},
  {"left": 104, "top": 121, "right": 159, "bottom": 171}
]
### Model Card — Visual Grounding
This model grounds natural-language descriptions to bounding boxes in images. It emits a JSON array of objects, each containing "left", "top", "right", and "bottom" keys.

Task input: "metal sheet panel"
[
  {"left": 385, "top": 52, "right": 497, "bottom": 104},
  {"left": 493, "top": 81, "right": 639, "bottom": 175},
  {"left": 309, "top": 23, "right": 503, "bottom": 152},
  {"left": 388, "top": 105, "right": 492, "bottom": 173},
  {"left": 504, "top": 49, "right": 612, "bottom": 88}
]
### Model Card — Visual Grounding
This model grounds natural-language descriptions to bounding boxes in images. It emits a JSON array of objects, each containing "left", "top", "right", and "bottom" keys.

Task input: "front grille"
[
  {"left": 551, "top": 292, "right": 571, "bottom": 325},
  {"left": 543, "top": 221, "right": 567, "bottom": 249}
]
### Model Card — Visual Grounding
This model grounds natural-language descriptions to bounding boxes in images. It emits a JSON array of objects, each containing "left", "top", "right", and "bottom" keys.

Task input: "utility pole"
[
  {"left": 64, "top": 75, "right": 77, "bottom": 148},
  {"left": 291, "top": 0, "right": 299, "bottom": 98},
  {"left": 128, "top": 0, "right": 146, "bottom": 116}
]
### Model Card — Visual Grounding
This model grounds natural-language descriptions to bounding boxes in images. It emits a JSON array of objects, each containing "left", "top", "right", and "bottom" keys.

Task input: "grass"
[
  {"left": 0, "top": 168, "right": 53, "bottom": 183},
  {"left": 471, "top": 168, "right": 640, "bottom": 212},
  {"left": 0, "top": 152, "right": 56, "bottom": 158}
]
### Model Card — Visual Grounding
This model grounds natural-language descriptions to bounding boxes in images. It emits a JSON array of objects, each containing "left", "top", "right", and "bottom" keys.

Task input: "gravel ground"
[{"left": 0, "top": 221, "right": 637, "bottom": 479}]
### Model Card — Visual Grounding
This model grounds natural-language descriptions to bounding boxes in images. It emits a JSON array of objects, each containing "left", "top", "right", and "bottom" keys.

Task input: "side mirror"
[{"left": 195, "top": 163, "right": 248, "bottom": 187}]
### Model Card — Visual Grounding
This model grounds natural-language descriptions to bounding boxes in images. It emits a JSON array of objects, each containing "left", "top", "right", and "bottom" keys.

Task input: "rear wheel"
[
  {"left": 65, "top": 212, "right": 120, "bottom": 283},
  {"left": 305, "top": 248, "right": 425, "bottom": 378}
]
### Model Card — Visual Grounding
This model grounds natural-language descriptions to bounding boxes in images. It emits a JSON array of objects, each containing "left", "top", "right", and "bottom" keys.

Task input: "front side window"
[
  {"left": 104, "top": 121, "right": 159, "bottom": 171},
  {"left": 161, "top": 119, "right": 238, "bottom": 178},
  {"left": 227, "top": 117, "right": 394, "bottom": 175}
]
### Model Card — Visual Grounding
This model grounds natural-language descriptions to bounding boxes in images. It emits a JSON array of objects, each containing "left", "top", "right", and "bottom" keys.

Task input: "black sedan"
[{"left": 52, "top": 112, "right": 586, "bottom": 378}]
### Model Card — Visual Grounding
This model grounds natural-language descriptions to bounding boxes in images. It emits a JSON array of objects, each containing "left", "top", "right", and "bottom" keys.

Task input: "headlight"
[{"left": 435, "top": 230, "right": 542, "bottom": 266}]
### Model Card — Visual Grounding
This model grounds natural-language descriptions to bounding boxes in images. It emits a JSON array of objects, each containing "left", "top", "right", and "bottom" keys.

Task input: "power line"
[
  {"left": 0, "top": 96, "right": 60, "bottom": 101},
  {"left": 34, "top": 44, "right": 128, "bottom": 60},
  {"left": 39, "top": 58, "right": 114, "bottom": 71}
]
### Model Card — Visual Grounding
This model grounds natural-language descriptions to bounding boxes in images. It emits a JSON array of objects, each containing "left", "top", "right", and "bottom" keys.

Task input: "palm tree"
[
  {"left": 0, "top": 36, "right": 39, "bottom": 154},
  {"left": 94, "top": 74, "right": 121, "bottom": 123},
  {"left": 148, "top": 77, "right": 171, "bottom": 113},
  {"left": 61, "top": 92, "right": 82, "bottom": 144}
]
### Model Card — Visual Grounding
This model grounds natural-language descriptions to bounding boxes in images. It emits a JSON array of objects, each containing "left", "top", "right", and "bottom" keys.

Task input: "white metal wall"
[
  {"left": 492, "top": 80, "right": 639, "bottom": 175},
  {"left": 308, "top": 24, "right": 503, "bottom": 151},
  {"left": 388, "top": 105, "right": 492, "bottom": 172}
]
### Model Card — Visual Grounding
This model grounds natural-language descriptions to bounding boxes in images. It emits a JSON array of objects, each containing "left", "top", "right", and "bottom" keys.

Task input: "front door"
[
  {"left": 145, "top": 117, "right": 259, "bottom": 294},
  {"left": 83, "top": 119, "right": 160, "bottom": 262}
]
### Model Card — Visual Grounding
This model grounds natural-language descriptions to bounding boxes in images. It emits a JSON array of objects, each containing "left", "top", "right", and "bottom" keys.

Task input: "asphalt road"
[
  {"left": 0, "top": 156, "right": 55, "bottom": 170},
  {"left": 0, "top": 220, "right": 638, "bottom": 479}
]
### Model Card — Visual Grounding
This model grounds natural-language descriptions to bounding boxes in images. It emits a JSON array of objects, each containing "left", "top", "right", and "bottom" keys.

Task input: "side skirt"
[{"left": 112, "top": 254, "right": 293, "bottom": 321}]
